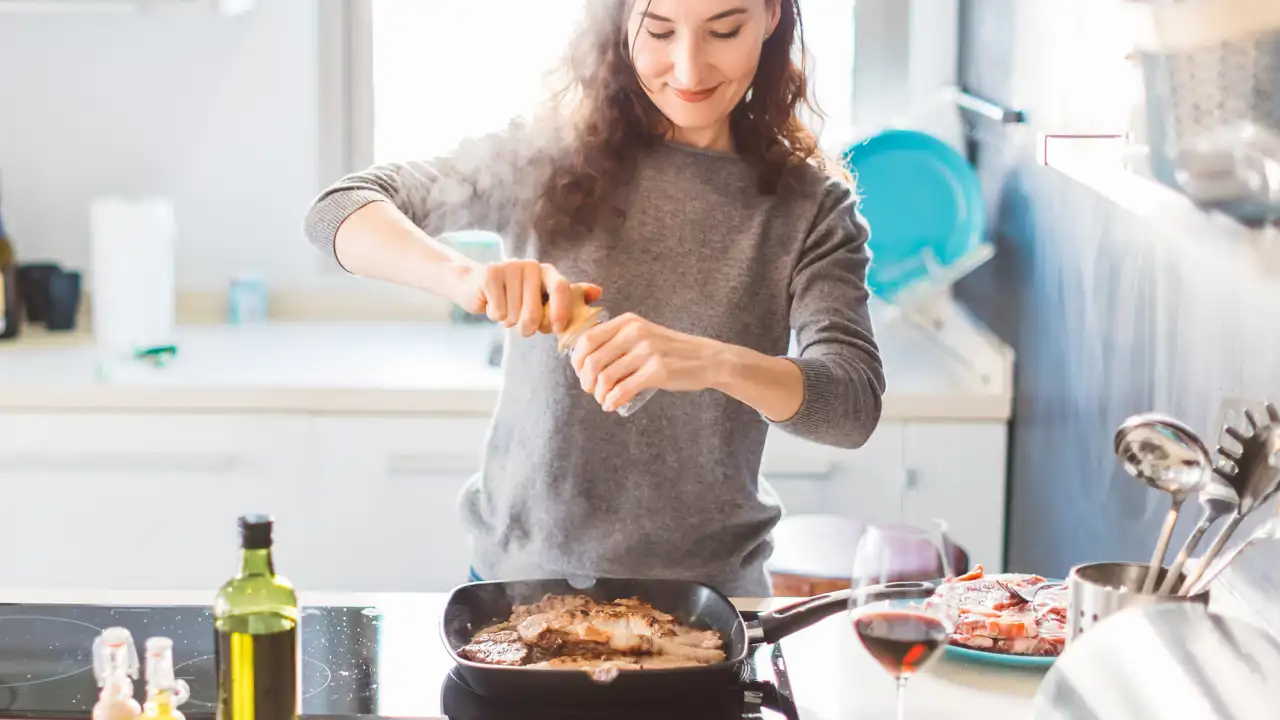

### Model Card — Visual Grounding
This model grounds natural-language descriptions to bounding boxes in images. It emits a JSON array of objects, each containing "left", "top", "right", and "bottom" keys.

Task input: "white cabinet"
[
  {"left": 0, "top": 412, "right": 310, "bottom": 591},
  {"left": 901, "top": 422, "right": 1008, "bottom": 571},
  {"left": 303, "top": 416, "right": 489, "bottom": 593},
  {"left": 762, "top": 419, "right": 1007, "bottom": 574},
  {"left": 0, "top": 410, "right": 1007, "bottom": 592},
  {"left": 761, "top": 421, "right": 908, "bottom": 520}
]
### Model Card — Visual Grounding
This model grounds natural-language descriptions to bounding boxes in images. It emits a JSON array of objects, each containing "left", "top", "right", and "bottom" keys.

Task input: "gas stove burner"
[
  {"left": 0, "top": 616, "right": 103, "bottom": 689},
  {"left": 174, "top": 654, "right": 334, "bottom": 707}
]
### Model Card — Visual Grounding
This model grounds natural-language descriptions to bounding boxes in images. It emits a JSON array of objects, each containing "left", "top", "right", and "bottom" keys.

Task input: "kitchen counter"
[
  {"left": 0, "top": 304, "right": 1013, "bottom": 420},
  {"left": 0, "top": 588, "right": 1042, "bottom": 719}
]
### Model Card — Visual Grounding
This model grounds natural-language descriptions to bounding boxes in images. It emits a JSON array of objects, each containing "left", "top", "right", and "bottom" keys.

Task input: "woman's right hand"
[{"left": 459, "top": 260, "right": 602, "bottom": 337}]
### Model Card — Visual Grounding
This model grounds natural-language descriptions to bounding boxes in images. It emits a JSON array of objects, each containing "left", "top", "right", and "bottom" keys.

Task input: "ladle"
[
  {"left": 1155, "top": 475, "right": 1238, "bottom": 595},
  {"left": 1113, "top": 413, "right": 1212, "bottom": 594}
]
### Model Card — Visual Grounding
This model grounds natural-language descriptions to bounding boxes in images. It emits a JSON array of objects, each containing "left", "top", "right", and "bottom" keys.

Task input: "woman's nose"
[{"left": 671, "top": 36, "right": 704, "bottom": 88}]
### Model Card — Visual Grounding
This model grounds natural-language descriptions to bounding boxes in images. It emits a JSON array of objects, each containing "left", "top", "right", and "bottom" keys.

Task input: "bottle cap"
[{"left": 239, "top": 514, "right": 273, "bottom": 550}]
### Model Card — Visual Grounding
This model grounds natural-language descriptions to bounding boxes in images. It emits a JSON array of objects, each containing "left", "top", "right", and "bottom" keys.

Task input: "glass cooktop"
[{"left": 0, "top": 604, "right": 797, "bottom": 720}]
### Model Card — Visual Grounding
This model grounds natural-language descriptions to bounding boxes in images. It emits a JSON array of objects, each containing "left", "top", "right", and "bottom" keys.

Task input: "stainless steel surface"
[
  {"left": 998, "top": 579, "right": 1064, "bottom": 605},
  {"left": 1113, "top": 413, "right": 1212, "bottom": 593},
  {"left": 1157, "top": 476, "right": 1239, "bottom": 595},
  {"left": 1032, "top": 603, "right": 1280, "bottom": 720},
  {"left": 1185, "top": 516, "right": 1280, "bottom": 598},
  {"left": 1066, "top": 561, "right": 1208, "bottom": 641},
  {"left": 1181, "top": 403, "right": 1280, "bottom": 594}
]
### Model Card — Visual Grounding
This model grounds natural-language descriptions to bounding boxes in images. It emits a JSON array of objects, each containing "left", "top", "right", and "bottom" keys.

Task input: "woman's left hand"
[{"left": 570, "top": 313, "right": 721, "bottom": 412}]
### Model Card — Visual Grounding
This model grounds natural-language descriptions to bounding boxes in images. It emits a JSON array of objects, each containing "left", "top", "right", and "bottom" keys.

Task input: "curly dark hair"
[{"left": 532, "top": 0, "right": 847, "bottom": 243}]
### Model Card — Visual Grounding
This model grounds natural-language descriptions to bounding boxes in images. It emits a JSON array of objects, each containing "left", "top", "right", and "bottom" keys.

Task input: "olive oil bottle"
[{"left": 214, "top": 515, "right": 300, "bottom": 720}]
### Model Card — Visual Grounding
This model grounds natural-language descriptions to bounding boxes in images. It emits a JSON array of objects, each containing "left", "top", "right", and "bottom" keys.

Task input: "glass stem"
[{"left": 896, "top": 675, "right": 909, "bottom": 720}]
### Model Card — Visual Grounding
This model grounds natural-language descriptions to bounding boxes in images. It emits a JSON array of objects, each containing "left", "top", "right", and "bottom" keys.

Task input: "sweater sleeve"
[
  {"left": 302, "top": 119, "right": 560, "bottom": 269},
  {"left": 767, "top": 180, "right": 886, "bottom": 449}
]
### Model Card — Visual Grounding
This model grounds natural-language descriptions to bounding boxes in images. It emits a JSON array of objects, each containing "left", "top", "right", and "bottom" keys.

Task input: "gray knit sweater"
[{"left": 304, "top": 124, "right": 885, "bottom": 597}]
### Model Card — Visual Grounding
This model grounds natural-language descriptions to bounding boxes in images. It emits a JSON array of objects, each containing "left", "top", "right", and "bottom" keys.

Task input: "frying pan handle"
[{"left": 754, "top": 588, "right": 853, "bottom": 645}]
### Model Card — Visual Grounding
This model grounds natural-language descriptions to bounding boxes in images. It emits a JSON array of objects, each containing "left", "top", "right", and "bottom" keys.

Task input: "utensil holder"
[{"left": 1067, "top": 561, "right": 1210, "bottom": 641}]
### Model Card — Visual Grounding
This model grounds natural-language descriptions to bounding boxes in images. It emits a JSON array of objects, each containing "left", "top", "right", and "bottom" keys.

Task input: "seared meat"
[
  {"left": 461, "top": 593, "right": 727, "bottom": 673},
  {"left": 457, "top": 631, "right": 532, "bottom": 666}
]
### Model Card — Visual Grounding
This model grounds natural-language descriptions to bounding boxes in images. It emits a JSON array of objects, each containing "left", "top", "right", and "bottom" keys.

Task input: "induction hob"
[{"left": 0, "top": 604, "right": 798, "bottom": 720}]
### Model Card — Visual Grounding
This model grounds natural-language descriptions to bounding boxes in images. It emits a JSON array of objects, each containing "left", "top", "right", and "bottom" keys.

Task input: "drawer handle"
[
  {"left": 0, "top": 452, "right": 240, "bottom": 473},
  {"left": 762, "top": 464, "right": 834, "bottom": 481},
  {"left": 385, "top": 454, "right": 478, "bottom": 475}
]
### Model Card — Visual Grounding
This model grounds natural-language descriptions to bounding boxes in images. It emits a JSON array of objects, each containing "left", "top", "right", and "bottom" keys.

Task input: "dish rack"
[{"left": 1138, "top": 0, "right": 1280, "bottom": 226}]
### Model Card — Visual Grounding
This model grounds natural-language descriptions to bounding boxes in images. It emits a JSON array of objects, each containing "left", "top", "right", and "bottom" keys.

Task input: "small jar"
[{"left": 551, "top": 288, "right": 656, "bottom": 417}]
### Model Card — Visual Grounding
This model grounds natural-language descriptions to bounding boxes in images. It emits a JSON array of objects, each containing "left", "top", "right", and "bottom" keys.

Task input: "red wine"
[{"left": 854, "top": 610, "right": 948, "bottom": 676}]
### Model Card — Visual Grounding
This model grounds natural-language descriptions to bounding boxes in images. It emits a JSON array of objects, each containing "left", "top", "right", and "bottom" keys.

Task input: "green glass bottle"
[{"left": 214, "top": 515, "right": 300, "bottom": 720}]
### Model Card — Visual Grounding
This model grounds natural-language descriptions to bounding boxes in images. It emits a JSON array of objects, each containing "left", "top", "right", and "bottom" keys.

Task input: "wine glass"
[{"left": 848, "top": 520, "right": 959, "bottom": 720}]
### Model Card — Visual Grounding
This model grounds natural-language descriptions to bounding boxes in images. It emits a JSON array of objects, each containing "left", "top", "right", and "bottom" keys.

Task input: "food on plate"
[
  {"left": 458, "top": 593, "right": 726, "bottom": 679},
  {"left": 930, "top": 564, "right": 1068, "bottom": 657}
]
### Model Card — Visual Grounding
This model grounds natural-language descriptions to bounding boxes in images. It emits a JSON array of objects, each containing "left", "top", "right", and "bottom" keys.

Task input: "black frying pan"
[{"left": 438, "top": 577, "right": 853, "bottom": 701}]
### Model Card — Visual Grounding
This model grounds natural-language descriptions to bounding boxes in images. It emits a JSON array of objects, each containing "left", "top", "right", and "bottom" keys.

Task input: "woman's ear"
[{"left": 765, "top": 0, "right": 782, "bottom": 39}]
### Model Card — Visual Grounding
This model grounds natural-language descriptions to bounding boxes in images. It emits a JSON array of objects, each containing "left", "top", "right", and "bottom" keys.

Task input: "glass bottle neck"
[{"left": 237, "top": 548, "right": 275, "bottom": 577}]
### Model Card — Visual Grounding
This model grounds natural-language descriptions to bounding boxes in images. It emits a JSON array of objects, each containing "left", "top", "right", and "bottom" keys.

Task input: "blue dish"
[
  {"left": 840, "top": 130, "right": 987, "bottom": 302},
  {"left": 944, "top": 643, "right": 1057, "bottom": 669}
]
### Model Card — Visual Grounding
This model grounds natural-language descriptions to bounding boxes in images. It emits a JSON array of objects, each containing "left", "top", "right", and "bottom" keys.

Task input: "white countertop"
[
  {"left": 2, "top": 582, "right": 1265, "bottom": 719},
  {"left": 0, "top": 307, "right": 1014, "bottom": 420},
  {"left": 0, "top": 588, "right": 1043, "bottom": 719}
]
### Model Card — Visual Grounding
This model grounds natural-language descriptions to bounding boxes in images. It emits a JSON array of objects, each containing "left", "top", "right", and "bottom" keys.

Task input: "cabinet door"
[
  {"left": 0, "top": 412, "right": 311, "bottom": 590},
  {"left": 760, "top": 421, "right": 908, "bottom": 520},
  {"left": 307, "top": 415, "right": 490, "bottom": 593},
  {"left": 901, "top": 421, "right": 1009, "bottom": 572}
]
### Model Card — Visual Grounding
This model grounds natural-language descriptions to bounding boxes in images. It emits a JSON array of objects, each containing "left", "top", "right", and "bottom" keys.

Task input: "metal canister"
[{"left": 1067, "top": 561, "right": 1210, "bottom": 641}]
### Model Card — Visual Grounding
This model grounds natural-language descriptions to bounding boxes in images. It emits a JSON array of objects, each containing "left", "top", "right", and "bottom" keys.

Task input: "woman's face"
[{"left": 626, "top": 0, "right": 781, "bottom": 148}]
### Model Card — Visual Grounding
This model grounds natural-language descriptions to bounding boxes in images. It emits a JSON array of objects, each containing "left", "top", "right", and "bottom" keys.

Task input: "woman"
[{"left": 304, "top": 0, "right": 885, "bottom": 597}]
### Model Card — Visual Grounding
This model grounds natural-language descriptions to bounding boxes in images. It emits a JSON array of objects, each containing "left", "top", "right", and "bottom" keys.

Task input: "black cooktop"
[{"left": 0, "top": 604, "right": 797, "bottom": 720}]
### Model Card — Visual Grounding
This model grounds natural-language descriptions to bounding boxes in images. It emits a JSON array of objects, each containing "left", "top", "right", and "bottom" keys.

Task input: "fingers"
[
  {"left": 543, "top": 265, "right": 573, "bottom": 334},
  {"left": 592, "top": 348, "right": 646, "bottom": 405},
  {"left": 479, "top": 260, "right": 601, "bottom": 337},
  {"left": 571, "top": 314, "right": 633, "bottom": 375},
  {"left": 502, "top": 263, "right": 527, "bottom": 329},
  {"left": 518, "top": 262, "right": 543, "bottom": 336},
  {"left": 578, "top": 331, "right": 636, "bottom": 394},
  {"left": 481, "top": 265, "right": 507, "bottom": 323},
  {"left": 603, "top": 362, "right": 656, "bottom": 412}
]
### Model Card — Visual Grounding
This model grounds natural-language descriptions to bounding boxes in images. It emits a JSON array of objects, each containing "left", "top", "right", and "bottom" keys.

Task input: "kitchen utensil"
[
  {"left": 998, "top": 579, "right": 1066, "bottom": 605},
  {"left": 1066, "top": 561, "right": 1208, "bottom": 641},
  {"left": 1032, "top": 603, "right": 1280, "bottom": 720},
  {"left": 838, "top": 129, "right": 990, "bottom": 306},
  {"left": 1156, "top": 476, "right": 1239, "bottom": 595},
  {"left": 1183, "top": 515, "right": 1280, "bottom": 598},
  {"left": 1179, "top": 403, "right": 1280, "bottom": 595},
  {"left": 1113, "top": 413, "right": 1213, "bottom": 593},
  {"left": 440, "top": 577, "right": 851, "bottom": 701}
]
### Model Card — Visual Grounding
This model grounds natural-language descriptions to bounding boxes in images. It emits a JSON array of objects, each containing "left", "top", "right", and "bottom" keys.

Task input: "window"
[{"left": 356, "top": 0, "right": 859, "bottom": 166}]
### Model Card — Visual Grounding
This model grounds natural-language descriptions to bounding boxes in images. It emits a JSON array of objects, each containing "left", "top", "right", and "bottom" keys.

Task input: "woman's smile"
[{"left": 670, "top": 84, "right": 721, "bottom": 103}]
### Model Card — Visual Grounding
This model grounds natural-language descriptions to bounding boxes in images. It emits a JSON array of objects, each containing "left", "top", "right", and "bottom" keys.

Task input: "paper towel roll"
[{"left": 90, "top": 198, "right": 176, "bottom": 355}]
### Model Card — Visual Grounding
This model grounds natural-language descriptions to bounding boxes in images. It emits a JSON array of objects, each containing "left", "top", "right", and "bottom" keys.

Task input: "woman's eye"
[
  {"left": 711, "top": 27, "right": 742, "bottom": 39},
  {"left": 646, "top": 29, "right": 675, "bottom": 40}
]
